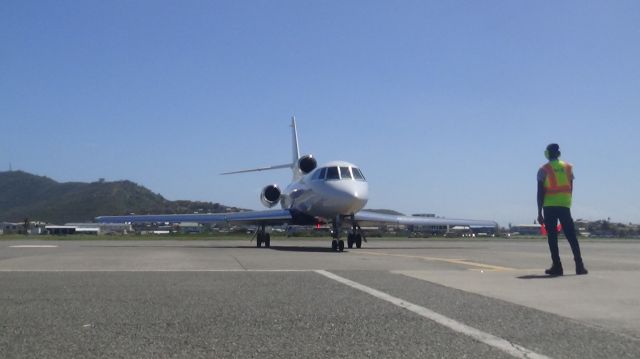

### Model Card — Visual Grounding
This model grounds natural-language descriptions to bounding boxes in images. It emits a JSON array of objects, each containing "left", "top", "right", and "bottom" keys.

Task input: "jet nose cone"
[
  {"left": 322, "top": 180, "right": 369, "bottom": 214},
  {"left": 350, "top": 196, "right": 368, "bottom": 213},
  {"left": 342, "top": 183, "right": 369, "bottom": 213},
  {"left": 351, "top": 189, "right": 368, "bottom": 206}
]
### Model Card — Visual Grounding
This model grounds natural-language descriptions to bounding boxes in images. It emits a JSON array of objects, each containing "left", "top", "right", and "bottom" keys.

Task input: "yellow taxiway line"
[{"left": 354, "top": 250, "right": 517, "bottom": 271}]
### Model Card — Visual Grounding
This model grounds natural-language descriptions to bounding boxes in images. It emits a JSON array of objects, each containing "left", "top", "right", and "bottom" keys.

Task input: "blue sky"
[{"left": 1, "top": 1, "right": 639, "bottom": 226}]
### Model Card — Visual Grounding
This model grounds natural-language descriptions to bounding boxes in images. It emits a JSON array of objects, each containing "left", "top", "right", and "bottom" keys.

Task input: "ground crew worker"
[{"left": 537, "top": 143, "right": 588, "bottom": 276}]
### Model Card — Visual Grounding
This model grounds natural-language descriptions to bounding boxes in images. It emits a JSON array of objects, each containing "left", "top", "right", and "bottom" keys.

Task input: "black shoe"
[
  {"left": 576, "top": 262, "right": 588, "bottom": 275},
  {"left": 545, "top": 262, "right": 563, "bottom": 276}
]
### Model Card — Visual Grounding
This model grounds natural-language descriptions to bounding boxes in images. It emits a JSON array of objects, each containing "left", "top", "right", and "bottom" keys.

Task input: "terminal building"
[
  {"left": 0, "top": 222, "right": 132, "bottom": 236},
  {"left": 66, "top": 223, "right": 132, "bottom": 235},
  {"left": 1, "top": 221, "right": 45, "bottom": 235}
]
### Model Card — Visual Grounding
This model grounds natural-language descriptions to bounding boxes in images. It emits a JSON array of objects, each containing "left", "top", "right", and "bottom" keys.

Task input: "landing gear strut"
[
  {"left": 256, "top": 224, "right": 270, "bottom": 248},
  {"left": 331, "top": 216, "right": 344, "bottom": 252}
]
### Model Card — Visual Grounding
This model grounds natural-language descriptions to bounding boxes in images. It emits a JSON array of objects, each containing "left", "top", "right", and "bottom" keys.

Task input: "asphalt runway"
[{"left": 1, "top": 238, "right": 639, "bottom": 358}]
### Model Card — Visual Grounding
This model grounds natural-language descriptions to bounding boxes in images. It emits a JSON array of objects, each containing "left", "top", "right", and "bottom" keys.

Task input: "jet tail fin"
[
  {"left": 291, "top": 116, "right": 300, "bottom": 164},
  {"left": 220, "top": 116, "right": 300, "bottom": 176}
]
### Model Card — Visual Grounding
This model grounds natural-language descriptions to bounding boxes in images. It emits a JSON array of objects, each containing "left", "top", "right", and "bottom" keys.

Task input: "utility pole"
[{"left": 23, "top": 218, "right": 29, "bottom": 235}]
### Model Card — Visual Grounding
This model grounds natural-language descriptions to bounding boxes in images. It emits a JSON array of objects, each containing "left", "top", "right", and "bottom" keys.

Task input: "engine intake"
[
  {"left": 298, "top": 154, "right": 317, "bottom": 174},
  {"left": 260, "top": 184, "right": 281, "bottom": 208}
]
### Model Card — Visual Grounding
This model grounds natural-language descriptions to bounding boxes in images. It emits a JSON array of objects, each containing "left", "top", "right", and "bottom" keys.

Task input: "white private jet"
[{"left": 96, "top": 117, "right": 497, "bottom": 251}]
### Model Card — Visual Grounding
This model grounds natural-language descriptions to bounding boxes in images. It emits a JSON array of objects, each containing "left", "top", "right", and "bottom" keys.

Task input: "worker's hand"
[{"left": 537, "top": 214, "right": 544, "bottom": 225}]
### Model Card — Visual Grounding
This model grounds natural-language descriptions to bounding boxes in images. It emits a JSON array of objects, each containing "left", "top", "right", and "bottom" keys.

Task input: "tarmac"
[{"left": 1, "top": 238, "right": 639, "bottom": 358}]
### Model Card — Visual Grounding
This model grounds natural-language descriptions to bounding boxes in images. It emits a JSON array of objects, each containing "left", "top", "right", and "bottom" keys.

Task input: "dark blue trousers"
[{"left": 543, "top": 206, "right": 583, "bottom": 264}]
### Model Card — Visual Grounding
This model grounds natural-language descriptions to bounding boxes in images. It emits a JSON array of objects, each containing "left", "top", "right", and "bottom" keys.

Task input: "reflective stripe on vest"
[{"left": 542, "top": 160, "right": 573, "bottom": 207}]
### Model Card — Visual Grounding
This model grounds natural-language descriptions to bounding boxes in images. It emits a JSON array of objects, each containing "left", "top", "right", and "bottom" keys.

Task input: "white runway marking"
[
  {"left": 9, "top": 245, "right": 59, "bottom": 248},
  {"left": 315, "top": 270, "right": 552, "bottom": 359}
]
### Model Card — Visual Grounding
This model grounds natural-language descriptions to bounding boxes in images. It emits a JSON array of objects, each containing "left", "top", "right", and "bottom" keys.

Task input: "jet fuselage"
[{"left": 281, "top": 160, "right": 369, "bottom": 220}]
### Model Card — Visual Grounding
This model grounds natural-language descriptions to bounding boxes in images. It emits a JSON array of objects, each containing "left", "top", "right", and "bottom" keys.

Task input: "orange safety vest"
[{"left": 541, "top": 160, "right": 573, "bottom": 208}]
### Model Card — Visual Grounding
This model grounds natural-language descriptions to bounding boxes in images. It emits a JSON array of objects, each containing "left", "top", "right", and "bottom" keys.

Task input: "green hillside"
[{"left": 0, "top": 171, "right": 243, "bottom": 224}]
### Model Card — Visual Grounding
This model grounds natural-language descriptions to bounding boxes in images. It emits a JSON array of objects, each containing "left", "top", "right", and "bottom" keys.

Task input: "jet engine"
[
  {"left": 298, "top": 154, "right": 317, "bottom": 174},
  {"left": 260, "top": 184, "right": 281, "bottom": 208}
]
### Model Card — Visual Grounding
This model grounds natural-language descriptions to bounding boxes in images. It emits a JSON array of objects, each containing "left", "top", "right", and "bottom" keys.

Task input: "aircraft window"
[
  {"left": 313, "top": 168, "right": 326, "bottom": 180},
  {"left": 340, "top": 167, "right": 352, "bottom": 180},
  {"left": 352, "top": 167, "right": 366, "bottom": 181},
  {"left": 326, "top": 167, "right": 340, "bottom": 180}
]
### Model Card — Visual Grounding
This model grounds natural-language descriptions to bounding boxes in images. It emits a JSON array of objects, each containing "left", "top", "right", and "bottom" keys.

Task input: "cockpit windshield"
[
  {"left": 352, "top": 167, "right": 366, "bottom": 181},
  {"left": 312, "top": 167, "right": 326, "bottom": 180},
  {"left": 339, "top": 167, "right": 352, "bottom": 180},
  {"left": 326, "top": 167, "right": 340, "bottom": 180},
  {"left": 313, "top": 166, "right": 366, "bottom": 182}
]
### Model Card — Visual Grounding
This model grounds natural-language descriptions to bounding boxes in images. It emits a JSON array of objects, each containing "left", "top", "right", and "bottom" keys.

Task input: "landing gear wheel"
[
  {"left": 338, "top": 240, "right": 345, "bottom": 252},
  {"left": 331, "top": 240, "right": 338, "bottom": 251},
  {"left": 355, "top": 234, "right": 362, "bottom": 249},
  {"left": 348, "top": 216, "right": 366, "bottom": 250},
  {"left": 264, "top": 233, "right": 271, "bottom": 248},
  {"left": 256, "top": 233, "right": 263, "bottom": 248},
  {"left": 347, "top": 234, "right": 354, "bottom": 249}
]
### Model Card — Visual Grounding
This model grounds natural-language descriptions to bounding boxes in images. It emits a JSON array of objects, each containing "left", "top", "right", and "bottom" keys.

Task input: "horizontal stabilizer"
[
  {"left": 221, "top": 163, "right": 291, "bottom": 175},
  {"left": 96, "top": 209, "right": 294, "bottom": 225}
]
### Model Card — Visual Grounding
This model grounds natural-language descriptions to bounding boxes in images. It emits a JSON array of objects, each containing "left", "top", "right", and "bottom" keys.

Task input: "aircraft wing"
[
  {"left": 354, "top": 210, "right": 498, "bottom": 228},
  {"left": 95, "top": 209, "right": 294, "bottom": 226}
]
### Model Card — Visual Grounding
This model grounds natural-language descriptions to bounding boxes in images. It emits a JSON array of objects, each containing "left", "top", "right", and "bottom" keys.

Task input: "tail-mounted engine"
[
  {"left": 260, "top": 184, "right": 281, "bottom": 208},
  {"left": 298, "top": 154, "right": 317, "bottom": 174}
]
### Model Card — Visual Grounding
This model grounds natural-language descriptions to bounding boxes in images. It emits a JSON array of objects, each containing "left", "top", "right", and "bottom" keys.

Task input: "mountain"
[{"left": 0, "top": 171, "right": 244, "bottom": 224}]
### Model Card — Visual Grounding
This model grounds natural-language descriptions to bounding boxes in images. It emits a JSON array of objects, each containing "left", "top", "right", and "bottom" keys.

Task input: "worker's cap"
[{"left": 546, "top": 143, "right": 560, "bottom": 152}]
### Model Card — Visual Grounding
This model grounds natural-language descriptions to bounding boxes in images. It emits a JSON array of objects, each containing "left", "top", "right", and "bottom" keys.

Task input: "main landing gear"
[
  {"left": 330, "top": 216, "right": 345, "bottom": 252},
  {"left": 347, "top": 232, "right": 363, "bottom": 249},
  {"left": 347, "top": 216, "right": 366, "bottom": 249},
  {"left": 256, "top": 224, "right": 270, "bottom": 248},
  {"left": 331, "top": 238, "right": 344, "bottom": 252}
]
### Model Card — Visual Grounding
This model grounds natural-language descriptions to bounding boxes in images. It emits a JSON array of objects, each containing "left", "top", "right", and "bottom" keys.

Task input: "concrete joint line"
[
  {"left": 354, "top": 251, "right": 515, "bottom": 271},
  {"left": 315, "top": 270, "right": 552, "bottom": 359}
]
